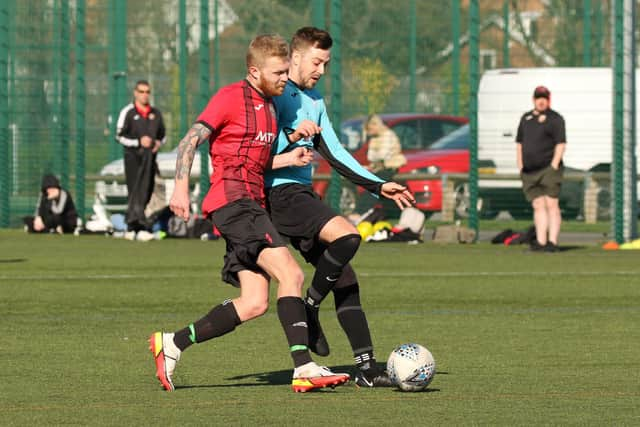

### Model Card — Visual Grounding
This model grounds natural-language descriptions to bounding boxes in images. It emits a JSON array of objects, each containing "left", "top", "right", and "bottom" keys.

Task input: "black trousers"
[
  {"left": 23, "top": 213, "right": 76, "bottom": 233},
  {"left": 124, "top": 147, "right": 157, "bottom": 231}
]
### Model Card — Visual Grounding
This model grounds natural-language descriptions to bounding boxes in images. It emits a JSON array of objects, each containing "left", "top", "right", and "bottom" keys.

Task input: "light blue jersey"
[{"left": 265, "top": 80, "right": 384, "bottom": 194}]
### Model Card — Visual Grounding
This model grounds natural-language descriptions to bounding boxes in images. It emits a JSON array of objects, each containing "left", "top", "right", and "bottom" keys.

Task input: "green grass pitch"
[{"left": 1, "top": 230, "right": 639, "bottom": 425}]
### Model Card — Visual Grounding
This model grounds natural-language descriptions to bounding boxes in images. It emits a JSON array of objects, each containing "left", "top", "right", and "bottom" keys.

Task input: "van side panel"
[{"left": 478, "top": 68, "right": 638, "bottom": 174}]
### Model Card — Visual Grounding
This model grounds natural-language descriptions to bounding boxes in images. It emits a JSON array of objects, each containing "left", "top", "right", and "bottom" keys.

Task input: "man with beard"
[
  {"left": 149, "top": 34, "right": 349, "bottom": 393},
  {"left": 266, "top": 27, "right": 414, "bottom": 387}
]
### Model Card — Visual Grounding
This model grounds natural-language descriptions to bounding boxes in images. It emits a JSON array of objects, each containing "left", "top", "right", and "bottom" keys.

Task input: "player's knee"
[
  {"left": 279, "top": 265, "right": 305, "bottom": 294},
  {"left": 328, "top": 233, "right": 361, "bottom": 265},
  {"left": 245, "top": 299, "right": 269, "bottom": 319},
  {"left": 532, "top": 197, "right": 546, "bottom": 209},
  {"left": 287, "top": 264, "right": 305, "bottom": 287},
  {"left": 545, "top": 197, "right": 559, "bottom": 209}
]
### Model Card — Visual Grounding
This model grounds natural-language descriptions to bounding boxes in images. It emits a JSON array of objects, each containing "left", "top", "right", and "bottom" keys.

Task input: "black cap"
[{"left": 533, "top": 86, "right": 550, "bottom": 99}]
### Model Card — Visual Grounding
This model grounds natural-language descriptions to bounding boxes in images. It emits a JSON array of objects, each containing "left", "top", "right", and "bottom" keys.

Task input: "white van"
[{"left": 478, "top": 67, "right": 640, "bottom": 174}]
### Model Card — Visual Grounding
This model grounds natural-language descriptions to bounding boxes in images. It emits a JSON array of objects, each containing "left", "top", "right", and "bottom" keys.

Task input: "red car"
[
  {"left": 312, "top": 114, "right": 468, "bottom": 212},
  {"left": 399, "top": 124, "right": 469, "bottom": 211}
]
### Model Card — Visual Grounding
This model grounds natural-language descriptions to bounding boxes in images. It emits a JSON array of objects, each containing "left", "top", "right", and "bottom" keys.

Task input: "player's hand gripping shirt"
[
  {"left": 197, "top": 80, "right": 278, "bottom": 215},
  {"left": 265, "top": 80, "right": 384, "bottom": 194}
]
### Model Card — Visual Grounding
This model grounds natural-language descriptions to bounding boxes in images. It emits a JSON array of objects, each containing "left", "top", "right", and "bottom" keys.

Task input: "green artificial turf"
[{"left": 1, "top": 230, "right": 638, "bottom": 425}]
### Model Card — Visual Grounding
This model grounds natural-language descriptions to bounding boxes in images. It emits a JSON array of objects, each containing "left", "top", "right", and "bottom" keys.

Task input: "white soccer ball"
[{"left": 387, "top": 343, "right": 436, "bottom": 392}]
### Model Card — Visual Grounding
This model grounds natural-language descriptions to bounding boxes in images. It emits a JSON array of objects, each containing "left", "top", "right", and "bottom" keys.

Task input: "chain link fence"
[{"left": 0, "top": 0, "right": 636, "bottom": 235}]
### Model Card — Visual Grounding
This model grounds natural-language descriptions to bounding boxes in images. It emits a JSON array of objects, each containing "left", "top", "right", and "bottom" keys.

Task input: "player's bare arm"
[
  {"left": 175, "top": 123, "right": 211, "bottom": 180},
  {"left": 170, "top": 122, "right": 211, "bottom": 220},
  {"left": 551, "top": 142, "right": 566, "bottom": 170},
  {"left": 380, "top": 182, "right": 415, "bottom": 210},
  {"left": 516, "top": 143, "right": 523, "bottom": 171},
  {"left": 268, "top": 146, "right": 314, "bottom": 170}
]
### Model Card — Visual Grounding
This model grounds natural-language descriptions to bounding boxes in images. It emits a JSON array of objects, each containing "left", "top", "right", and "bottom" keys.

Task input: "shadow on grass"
[
  {"left": 175, "top": 364, "right": 446, "bottom": 391},
  {"left": 525, "top": 245, "right": 585, "bottom": 253},
  {"left": 556, "top": 245, "right": 584, "bottom": 252},
  {"left": 0, "top": 258, "right": 27, "bottom": 263}
]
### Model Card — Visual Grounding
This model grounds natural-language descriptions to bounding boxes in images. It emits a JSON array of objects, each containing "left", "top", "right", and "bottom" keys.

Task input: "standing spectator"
[
  {"left": 24, "top": 174, "right": 78, "bottom": 234},
  {"left": 148, "top": 34, "right": 349, "bottom": 393},
  {"left": 516, "top": 86, "right": 566, "bottom": 252},
  {"left": 365, "top": 114, "right": 406, "bottom": 177},
  {"left": 116, "top": 80, "right": 166, "bottom": 232}
]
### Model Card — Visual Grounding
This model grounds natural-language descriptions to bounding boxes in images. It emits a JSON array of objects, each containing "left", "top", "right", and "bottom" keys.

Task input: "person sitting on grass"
[{"left": 24, "top": 174, "right": 78, "bottom": 234}]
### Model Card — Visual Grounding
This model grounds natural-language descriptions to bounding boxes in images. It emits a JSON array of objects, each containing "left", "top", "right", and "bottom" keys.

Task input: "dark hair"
[
  {"left": 135, "top": 80, "right": 150, "bottom": 89},
  {"left": 291, "top": 27, "right": 332, "bottom": 52}
]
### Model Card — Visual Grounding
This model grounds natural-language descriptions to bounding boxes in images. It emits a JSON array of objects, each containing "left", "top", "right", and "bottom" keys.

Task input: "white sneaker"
[
  {"left": 136, "top": 230, "right": 154, "bottom": 241},
  {"left": 124, "top": 231, "right": 137, "bottom": 241},
  {"left": 149, "top": 332, "right": 181, "bottom": 391},
  {"left": 291, "top": 362, "right": 350, "bottom": 392}
]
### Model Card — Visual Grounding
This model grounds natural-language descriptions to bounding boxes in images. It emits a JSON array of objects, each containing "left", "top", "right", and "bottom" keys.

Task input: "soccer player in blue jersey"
[{"left": 265, "top": 27, "right": 415, "bottom": 387}]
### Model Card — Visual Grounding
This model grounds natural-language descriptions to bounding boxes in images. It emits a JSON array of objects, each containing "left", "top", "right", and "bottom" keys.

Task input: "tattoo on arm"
[{"left": 175, "top": 123, "right": 211, "bottom": 180}]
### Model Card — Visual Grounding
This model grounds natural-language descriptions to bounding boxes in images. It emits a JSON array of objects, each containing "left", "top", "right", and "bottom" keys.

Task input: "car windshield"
[{"left": 429, "top": 124, "right": 469, "bottom": 150}]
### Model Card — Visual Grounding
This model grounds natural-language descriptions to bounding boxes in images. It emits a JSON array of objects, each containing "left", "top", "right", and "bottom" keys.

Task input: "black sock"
[
  {"left": 173, "top": 300, "right": 241, "bottom": 351},
  {"left": 334, "top": 282, "right": 375, "bottom": 367},
  {"left": 307, "top": 234, "right": 361, "bottom": 306},
  {"left": 355, "top": 353, "right": 377, "bottom": 372},
  {"left": 277, "top": 296, "right": 313, "bottom": 367}
]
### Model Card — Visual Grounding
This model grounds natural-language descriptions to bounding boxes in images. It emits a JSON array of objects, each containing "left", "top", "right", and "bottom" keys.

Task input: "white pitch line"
[
  {"left": 0, "top": 273, "right": 190, "bottom": 281},
  {"left": 1, "top": 271, "right": 640, "bottom": 281},
  {"left": 358, "top": 271, "right": 640, "bottom": 278}
]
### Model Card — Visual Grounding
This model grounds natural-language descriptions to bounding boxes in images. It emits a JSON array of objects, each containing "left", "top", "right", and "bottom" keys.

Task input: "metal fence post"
[
  {"left": 213, "top": 0, "right": 220, "bottom": 92},
  {"left": 594, "top": 2, "right": 604, "bottom": 66},
  {"left": 451, "top": 0, "right": 460, "bottom": 116},
  {"left": 583, "top": 0, "right": 591, "bottom": 66},
  {"left": 409, "top": 0, "right": 416, "bottom": 112},
  {"left": 108, "top": 0, "right": 127, "bottom": 162},
  {"left": 613, "top": 0, "right": 623, "bottom": 242},
  {"left": 611, "top": 0, "right": 637, "bottom": 243},
  {"left": 115, "top": 0, "right": 127, "bottom": 141},
  {"left": 198, "top": 0, "right": 210, "bottom": 207},
  {"left": 75, "top": 0, "right": 86, "bottom": 222},
  {"left": 468, "top": 0, "right": 479, "bottom": 238},
  {"left": 327, "top": 0, "right": 342, "bottom": 213},
  {"left": 0, "top": 0, "right": 9, "bottom": 226},
  {"left": 108, "top": 0, "right": 117, "bottom": 161},
  {"left": 60, "top": 0, "right": 70, "bottom": 189},
  {"left": 52, "top": 0, "right": 61, "bottom": 177},
  {"left": 312, "top": 0, "right": 326, "bottom": 94},
  {"left": 179, "top": 0, "right": 188, "bottom": 137},
  {"left": 503, "top": 0, "right": 510, "bottom": 67}
]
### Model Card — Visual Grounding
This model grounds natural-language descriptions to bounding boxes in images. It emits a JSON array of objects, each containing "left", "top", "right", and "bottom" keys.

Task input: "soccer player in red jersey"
[{"left": 149, "top": 34, "right": 349, "bottom": 393}]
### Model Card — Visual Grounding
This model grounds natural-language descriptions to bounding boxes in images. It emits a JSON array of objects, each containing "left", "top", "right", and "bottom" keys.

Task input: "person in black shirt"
[
  {"left": 515, "top": 85, "right": 566, "bottom": 252},
  {"left": 116, "top": 80, "right": 166, "bottom": 232},
  {"left": 24, "top": 174, "right": 78, "bottom": 234}
]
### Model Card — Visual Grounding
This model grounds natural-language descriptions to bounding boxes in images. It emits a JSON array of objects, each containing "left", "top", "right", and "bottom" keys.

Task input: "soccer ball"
[{"left": 387, "top": 343, "right": 436, "bottom": 392}]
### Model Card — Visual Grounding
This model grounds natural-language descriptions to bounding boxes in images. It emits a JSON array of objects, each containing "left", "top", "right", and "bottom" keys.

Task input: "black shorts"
[
  {"left": 210, "top": 198, "right": 286, "bottom": 287},
  {"left": 521, "top": 165, "right": 563, "bottom": 202},
  {"left": 266, "top": 183, "right": 337, "bottom": 265}
]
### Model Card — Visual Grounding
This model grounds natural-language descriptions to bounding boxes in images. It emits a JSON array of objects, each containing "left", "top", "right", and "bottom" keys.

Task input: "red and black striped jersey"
[{"left": 197, "top": 80, "right": 278, "bottom": 215}]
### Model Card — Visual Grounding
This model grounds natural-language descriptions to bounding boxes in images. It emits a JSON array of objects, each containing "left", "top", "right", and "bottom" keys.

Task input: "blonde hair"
[
  {"left": 246, "top": 34, "right": 289, "bottom": 69},
  {"left": 366, "top": 114, "right": 385, "bottom": 128}
]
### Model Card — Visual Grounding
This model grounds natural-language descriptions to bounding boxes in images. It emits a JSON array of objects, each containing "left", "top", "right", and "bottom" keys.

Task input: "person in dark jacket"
[
  {"left": 24, "top": 174, "right": 78, "bottom": 234},
  {"left": 116, "top": 80, "right": 166, "bottom": 232}
]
